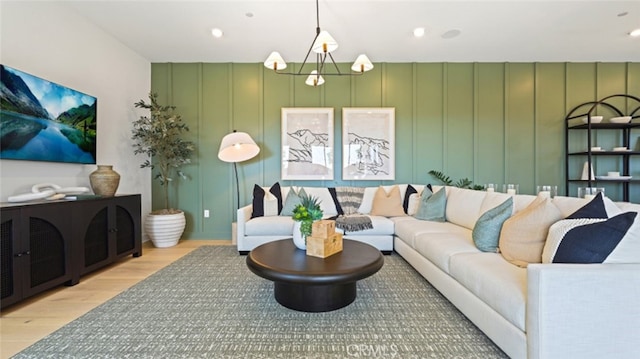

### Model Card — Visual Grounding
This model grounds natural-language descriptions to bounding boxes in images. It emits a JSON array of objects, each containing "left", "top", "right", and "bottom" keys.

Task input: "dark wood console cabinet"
[{"left": 1, "top": 195, "right": 141, "bottom": 309}]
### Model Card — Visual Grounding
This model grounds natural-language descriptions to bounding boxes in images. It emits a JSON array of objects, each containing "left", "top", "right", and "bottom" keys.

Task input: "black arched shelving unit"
[{"left": 565, "top": 94, "right": 640, "bottom": 202}]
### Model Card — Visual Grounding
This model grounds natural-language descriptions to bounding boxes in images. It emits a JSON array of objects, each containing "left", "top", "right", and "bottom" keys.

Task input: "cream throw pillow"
[
  {"left": 499, "top": 195, "right": 562, "bottom": 267},
  {"left": 370, "top": 185, "right": 407, "bottom": 217}
]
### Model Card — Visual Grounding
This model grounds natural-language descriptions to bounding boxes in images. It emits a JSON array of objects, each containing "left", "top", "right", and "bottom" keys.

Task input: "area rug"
[{"left": 15, "top": 246, "right": 508, "bottom": 359}]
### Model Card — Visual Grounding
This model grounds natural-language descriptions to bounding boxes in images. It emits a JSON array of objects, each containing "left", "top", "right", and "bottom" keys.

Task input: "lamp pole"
[{"left": 233, "top": 161, "right": 240, "bottom": 210}]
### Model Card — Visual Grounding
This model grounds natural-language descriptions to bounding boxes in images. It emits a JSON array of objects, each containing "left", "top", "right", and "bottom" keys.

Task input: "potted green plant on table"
[
  {"left": 291, "top": 193, "right": 324, "bottom": 250},
  {"left": 132, "top": 93, "right": 195, "bottom": 247}
]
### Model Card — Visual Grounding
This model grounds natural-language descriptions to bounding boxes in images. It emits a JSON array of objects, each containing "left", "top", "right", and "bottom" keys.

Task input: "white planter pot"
[
  {"left": 145, "top": 211, "right": 186, "bottom": 248},
  {"left": 292, "top": 221, "right": 306, "bottom": 250}
]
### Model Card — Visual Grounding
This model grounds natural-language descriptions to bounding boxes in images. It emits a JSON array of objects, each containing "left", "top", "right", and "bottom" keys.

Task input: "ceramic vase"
[
  {"left": 145, "top": 211, "right": 186, "bottom": 248},
  {"left": 89, "top": 165, "right": 120, "bottom": 196},
  {"left": 292, "top": 221, "right": 306, "bottom": 250}
]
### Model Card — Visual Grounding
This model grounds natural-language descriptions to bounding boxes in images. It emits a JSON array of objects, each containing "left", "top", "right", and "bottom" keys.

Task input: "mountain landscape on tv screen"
[{"left": 0, "top": 64, "right": 97, "bottom": 164}]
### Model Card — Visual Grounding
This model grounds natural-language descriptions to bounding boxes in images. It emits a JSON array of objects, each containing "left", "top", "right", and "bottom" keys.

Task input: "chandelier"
[{"left": 263, "top": 0, "right": 374, "bottom": 87}]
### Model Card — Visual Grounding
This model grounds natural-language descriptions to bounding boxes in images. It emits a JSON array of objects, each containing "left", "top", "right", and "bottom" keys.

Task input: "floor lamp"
[{"left": 218, "top": 130, "right": 260, "bottom": 210}]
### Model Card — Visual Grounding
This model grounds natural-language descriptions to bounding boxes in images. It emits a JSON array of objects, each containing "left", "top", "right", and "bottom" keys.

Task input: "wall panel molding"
[{"left": 152, "top": 62, "right": 639, "bottom": 239}]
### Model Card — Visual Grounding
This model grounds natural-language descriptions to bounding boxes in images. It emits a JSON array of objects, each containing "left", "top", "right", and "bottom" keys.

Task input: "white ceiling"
[{"left": 60, "top": 0, "right": 640, "bottom": 63}]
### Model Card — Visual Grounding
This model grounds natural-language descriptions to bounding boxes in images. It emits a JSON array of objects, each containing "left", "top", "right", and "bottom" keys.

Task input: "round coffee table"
[{"left": 246, "top": 239, "right": 384, "bottom": 312}]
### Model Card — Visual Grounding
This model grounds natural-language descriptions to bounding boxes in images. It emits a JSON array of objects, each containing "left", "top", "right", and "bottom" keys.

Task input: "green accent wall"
[{"left": 151, "top": 62, "right": 640, "bottom": 240}]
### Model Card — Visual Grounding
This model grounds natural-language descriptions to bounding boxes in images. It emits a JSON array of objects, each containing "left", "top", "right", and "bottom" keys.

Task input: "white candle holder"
[
  {"left": 484, "top": 183, "right": 496, "bottom": 192},
  {"left": 503, "top": 184, "right": 519, "bottom": 195},
  {"left": 536, "top": 185, "right": 557, "bottom": 198},
  {"left": 578, "top": 187, "right": 605, "bottom": 200}
]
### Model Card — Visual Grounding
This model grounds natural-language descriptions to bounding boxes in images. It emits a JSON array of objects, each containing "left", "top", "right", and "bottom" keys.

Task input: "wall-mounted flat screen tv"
[{"left": 0, "top": 64, "right": 97, "bottom": 164}]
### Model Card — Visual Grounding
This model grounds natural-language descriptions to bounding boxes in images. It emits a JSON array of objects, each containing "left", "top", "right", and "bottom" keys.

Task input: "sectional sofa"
[{"left": 236, "top": 183, "right": 640, "bottom": 359}]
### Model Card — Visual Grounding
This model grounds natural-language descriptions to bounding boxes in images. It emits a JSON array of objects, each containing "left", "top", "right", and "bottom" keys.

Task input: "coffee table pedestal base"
[{"left": 274, "top": 281, "right": 356, "bottom": 312}]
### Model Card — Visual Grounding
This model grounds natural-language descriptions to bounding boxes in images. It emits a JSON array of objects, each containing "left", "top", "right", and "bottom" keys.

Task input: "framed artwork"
[
  {"left": 281, "top": 108, "right": 334, "bottom": 180},
  {"left": 342, "top": 108, "right": 395, "bottom": 180}
]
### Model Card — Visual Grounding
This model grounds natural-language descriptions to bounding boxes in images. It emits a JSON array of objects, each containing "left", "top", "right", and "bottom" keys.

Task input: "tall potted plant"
[{"left": 132, "top": 93, "right": 195, "bottom": 247}]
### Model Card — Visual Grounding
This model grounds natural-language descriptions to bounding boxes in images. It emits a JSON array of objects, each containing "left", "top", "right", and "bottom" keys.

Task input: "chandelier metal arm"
[
  {"left": 327, "top": 52, "right": 343, "bottom": 75},
  {"left": 266, "top": 0, "right": 371, "bottom": 83},
  {"left": 273, "top": 52, "right": 362, "bottom": 77}
]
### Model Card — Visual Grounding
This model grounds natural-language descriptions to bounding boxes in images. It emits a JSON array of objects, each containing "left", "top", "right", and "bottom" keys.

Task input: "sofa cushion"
[
  {"left": 414, "top": 187, "right": 446, "bottom": 222},
  {"left": 403, "top": 184, "right": 418, "bottom": 214},
  {"left": 543, "top": 196, "right": 640, "bottom": 264},
  {"left": 449, "top": 252, "right": 527, "bottom": 332},
  {"left": 251, "top": 183, "right": 282, "bottom": 218},
  {"left": 370, "top": 185, "right": 406, "bottom": 217},
  {"left": 414, "top": 230, "right": 477, "bottom": 273},
  {"left": 543, "top": 212, "right": 638, "bottom": 264},
  {"left": 393, "top": 217, "right": 470, "bottom": 248},
  {"left": 566, "top": 192, "right": 609, "bottom": 219},
  {"left": 280, "top": 187, "right": 307, "bottom": 216},
  {"left": 511, "top": 194, "right": 538, "bottom": 213},
  {"left": 499, "top": 195, "right": 562, "bottom": 267},
  {"left": 245, "top": 215, "right": 294, "bottom": 236},
  {"left": 480, "top": 192, "right": 513, "bottom": 215},
  {"left": 358, "top": 185, "right": 409, "bottom": 214},
  {"left": 552, "top": 195, "right": 621, "bottom": 218},
  {"left": 473, "top": 197, "right": 513, "bottom": 252},
  {"left": 303, "top": 187, "right": 338, "bottom": 216},
  {"left": 446, "top": 187, "right": 487, "bottom": 229}
]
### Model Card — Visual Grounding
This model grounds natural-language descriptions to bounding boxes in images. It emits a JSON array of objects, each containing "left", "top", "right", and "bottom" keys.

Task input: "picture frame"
[
  {"left": 281, "top": 108, "right": 334, "bottom": 180},
  {"left": 342, "top": 108, "right": 395, "bottom": 180}
]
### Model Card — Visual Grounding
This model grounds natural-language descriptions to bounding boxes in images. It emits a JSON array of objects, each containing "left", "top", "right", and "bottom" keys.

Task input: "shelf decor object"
[
  {"left": 89, "top": 165, "right": 120, "bottom": 197},
  {"left": 565, "top": 94, "right": 640, "bottom": 201},
  {"left": 262, "top": 0, "right": 373, "bottom": 87},
  {"left": 536, "top": 185, "right": 558, "bottom": 198},
  {"left": 503, "top": 184, "right": 519, "bottom": 195},
  {"left": 578, "top": 187, "right": 605, "bottom": 200}
]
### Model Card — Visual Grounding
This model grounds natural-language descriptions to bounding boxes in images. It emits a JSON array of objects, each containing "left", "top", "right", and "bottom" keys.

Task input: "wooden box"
[
  {"left": 311, "top": 220, "right": 336, "bottom": 238},
  {"left": 306, "top": 233, "right": 343, "bottom": 258}
]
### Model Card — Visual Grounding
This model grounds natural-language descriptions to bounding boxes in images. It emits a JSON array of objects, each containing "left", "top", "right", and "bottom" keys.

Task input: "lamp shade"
[
  {"left": 351, "top": 54, "right": 374, "bottom": 73},
  {"left": 218, "top": 131, "right": 260, "bottom": 163},
  {"left": 311, "top": 30, "right": 338, "bottom": 53},
  {"left": 305, "top": 70, "right": 325, "bottom": 86},
  {"left": 264, "top": 51, "right": 287, "bottom": 71}
]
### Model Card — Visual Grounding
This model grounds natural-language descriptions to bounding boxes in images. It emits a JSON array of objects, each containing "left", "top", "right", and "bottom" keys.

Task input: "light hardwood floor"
[{"left": 0, "top": 239, "right": 228, "bottom": 358}]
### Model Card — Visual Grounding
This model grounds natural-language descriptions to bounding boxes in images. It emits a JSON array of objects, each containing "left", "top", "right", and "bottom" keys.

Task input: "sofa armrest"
[
  {"left": 236, "top": 204, "right": 253, "bottom": 241},
  {"left": 527, "top": 263, "right": 640, "bottom": 359}
]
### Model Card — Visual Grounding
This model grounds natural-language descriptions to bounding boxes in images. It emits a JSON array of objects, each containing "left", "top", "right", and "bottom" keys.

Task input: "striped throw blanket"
[{"left": 334, "top": 187, "right": 373, "bottom": 232}]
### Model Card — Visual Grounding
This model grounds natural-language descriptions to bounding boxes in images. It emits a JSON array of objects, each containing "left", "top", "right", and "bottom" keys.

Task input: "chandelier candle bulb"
[{"left": 263, "top": 0, "right": 373, "bottom": 86}]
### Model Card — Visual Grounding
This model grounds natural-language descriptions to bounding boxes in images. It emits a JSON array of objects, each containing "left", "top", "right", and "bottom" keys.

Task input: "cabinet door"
[
  {"left": 113, "top": 195, "right": 142, "bottom": 258},
  {"left": 21, "top": 203, "right": 74, "bottom": 298},
  {"left": 76, "top": 200, "right": 112, "bottom": 275},
  {"left": 76, "top": 195, "right": 142, "bottom": 274},
  {"left": 1, "top": 208, "right": 22, "bottom": 308}
]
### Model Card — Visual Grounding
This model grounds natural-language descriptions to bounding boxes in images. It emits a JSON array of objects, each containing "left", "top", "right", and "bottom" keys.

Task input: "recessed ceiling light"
[
  {"left": 211, "top": 28, "right": 223, "bottom": 38},
  {"left": 630, "top": 28, "right": 640, "bottom": 37},
  {"left": 413, "top": 27, "right": 425, "bottom": 38}
]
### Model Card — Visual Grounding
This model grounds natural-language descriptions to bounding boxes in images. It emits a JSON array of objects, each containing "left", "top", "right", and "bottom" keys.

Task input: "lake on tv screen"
[{"left": 0, "top": 65, "right": 97, "bottom": 164}]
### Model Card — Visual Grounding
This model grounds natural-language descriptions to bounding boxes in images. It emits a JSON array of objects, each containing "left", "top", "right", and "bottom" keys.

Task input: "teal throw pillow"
[
  {"left": 414, "top": 187, "right": 446, "bottom": 222},
  {"left": 472, "top": 197, "right": 513, "bottom": 252},
  {"left": 280, "top": 187, "right": 307, "bottom": 216}
]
